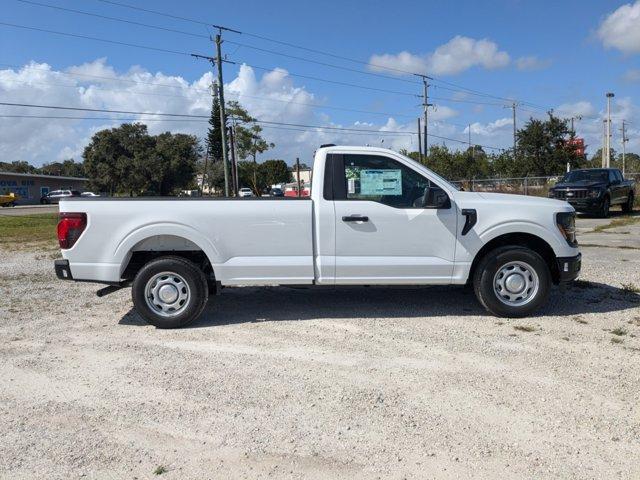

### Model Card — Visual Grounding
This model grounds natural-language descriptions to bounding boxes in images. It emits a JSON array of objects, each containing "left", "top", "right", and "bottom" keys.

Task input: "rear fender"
[{"left": 113, "top": 222, "right": 220, "bottom": 276}]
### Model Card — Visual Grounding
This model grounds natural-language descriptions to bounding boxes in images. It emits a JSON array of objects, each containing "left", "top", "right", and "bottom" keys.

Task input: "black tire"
[
  {"left": 600, "top": 196, "right": 610, "bottom": 218},
  {"left": 132, "top": 256, "right": 209, "bottom": 329},
  {"left": 622, "top": 193, "right": 634, "bottom": 213},
  {"left": 473, "top": 246, "right": 551, "bottom": 318}
]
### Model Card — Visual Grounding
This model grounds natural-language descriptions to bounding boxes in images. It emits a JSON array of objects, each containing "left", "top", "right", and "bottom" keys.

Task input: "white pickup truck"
[{"left": 55, "top": 146, "right": 581, "bottom": 328}]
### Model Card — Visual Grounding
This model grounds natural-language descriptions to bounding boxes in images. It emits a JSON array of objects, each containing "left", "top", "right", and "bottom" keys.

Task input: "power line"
[
  {"left": 89, "top": 0, "right": 549, "bottom": 108},
  {"left": 0, "top": 22, "right": 199, "bottom": 57},
  {"left": 0, "top": 22, "right": 420, "bottom": 97},
  {"left": 14, "top": 0, "right": 208, "bottom": 39},
  {"left": 0, "top": 103, "right": 504, "bottom": 150},
  {"left": 0, "top": 21, "right": 518, "bottom": 107},
  {"left": 13, "top": 0, "right": 424, "bottom": 88}
]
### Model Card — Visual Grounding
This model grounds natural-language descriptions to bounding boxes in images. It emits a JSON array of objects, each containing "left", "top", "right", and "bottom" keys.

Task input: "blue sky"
[{"left": 1, "top": 0, "right": 639, "bottom": 165}]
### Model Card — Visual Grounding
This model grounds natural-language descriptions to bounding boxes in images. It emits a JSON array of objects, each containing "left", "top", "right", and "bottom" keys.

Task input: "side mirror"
[{"left": 422, "top": 186, "right": 451, "bottom": 209}]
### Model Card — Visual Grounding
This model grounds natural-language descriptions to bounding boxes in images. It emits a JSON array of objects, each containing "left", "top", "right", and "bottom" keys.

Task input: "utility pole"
[
  {"left": 605, "top": 92, "right": 615, "bottom": 168},
  {"left": 621, "top": 120, "right": 628, "bottom": 175},
  {"left": 417, "top": 118, "right": 423, "bottom": 163},
  {"left": 228, "top": 125, "right": 237, "bottom": 195},
  {"left": 415, "top": 74, "right": 433, "bottom": 158},
  {"left": 510, "top": 102, "right": 517, "bottom": 157},
  {"left": 215, "top": 31, "right": 230, "bottom": 196},
  {"left": 468, "top": 123, "right": 473, "bottom": 159},
  {"left": 602, "top": 120, "right": 607, "bottom": 168},
  {"left": 295, "top": 157, "right": 301, "bottom": 198},
  {"left": 191, "top": 24, "right": 239, "bottom": 197}
]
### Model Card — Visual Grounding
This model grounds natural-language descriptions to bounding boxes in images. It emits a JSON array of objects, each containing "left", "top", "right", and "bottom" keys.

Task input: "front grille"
[{"left": 554, "top": 189, "right": 587, "bottom": 200}]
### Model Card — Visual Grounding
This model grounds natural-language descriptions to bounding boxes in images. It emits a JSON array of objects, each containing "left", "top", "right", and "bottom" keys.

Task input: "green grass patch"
[
  {"left": 611, "top": 327, "right": 628, "bottom": 336},
  {"left": 0, "top": 213, "right": 58, "bottom": 244},
  {"left": 611, "top": 337, "right": 624, "bottom": 344},
  {"left": 153, "top": 465, "right": 168, "bottom": 475}
]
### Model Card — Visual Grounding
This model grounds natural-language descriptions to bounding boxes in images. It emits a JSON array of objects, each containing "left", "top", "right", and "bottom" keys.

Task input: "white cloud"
[
  {"left": 0, "top": 60, "right": 428, "bottom": 165},
  {"left": 597, "top": 0, "right": 640, "bottom": 54},
  {"left": 369, "top": 36, "right": 510, "bottom": 76},
  {"left": 515, "top": 56, "right": 552, "bottom": 71},
  {"left": 555, "top": 101, "right": 596, "bottom": 118},
  {"left": 623, "top": 68, "right": 640, "bottom": 82}
]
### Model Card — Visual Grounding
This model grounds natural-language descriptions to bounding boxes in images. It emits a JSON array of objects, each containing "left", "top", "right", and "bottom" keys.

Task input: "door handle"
[{"left": 342, "top": 215, "right": 369, "bottom": 222}]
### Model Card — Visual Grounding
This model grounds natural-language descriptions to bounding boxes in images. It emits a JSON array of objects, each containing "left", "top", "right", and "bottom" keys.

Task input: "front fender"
[{"left": 456, "top": 219, "right": 574, "bottom": 263}]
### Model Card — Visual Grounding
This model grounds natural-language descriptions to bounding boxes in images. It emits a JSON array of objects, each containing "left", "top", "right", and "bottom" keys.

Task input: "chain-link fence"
[{"left": 452, "top": 173, "right": 640, "bottom": 199}]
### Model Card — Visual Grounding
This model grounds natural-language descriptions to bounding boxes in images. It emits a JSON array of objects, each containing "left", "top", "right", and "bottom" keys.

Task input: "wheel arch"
[
  {"left": 114, "top": 224, "right": 220, "bottom": 282},
  {"left": 468, "top": 232, "right": 560, "bottom": 285}
]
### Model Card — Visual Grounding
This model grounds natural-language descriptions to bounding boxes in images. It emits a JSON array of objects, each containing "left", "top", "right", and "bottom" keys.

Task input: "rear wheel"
[
  {"left": 132, "top": 256, "right": 209, "bottom": 328},
  {"left": 622, "top": 193, "right": 634, "bottom": 213},
  {"left": 473, "top": 246, "right": 551, "bottom": 317}
]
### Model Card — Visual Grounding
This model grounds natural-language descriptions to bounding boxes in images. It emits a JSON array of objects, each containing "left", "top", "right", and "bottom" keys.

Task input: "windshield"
[{"left": 562, "top": 170, "right": 608, "bottom": 183}]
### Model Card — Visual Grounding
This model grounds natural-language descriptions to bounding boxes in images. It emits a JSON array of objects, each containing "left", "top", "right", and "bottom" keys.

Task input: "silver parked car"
[{"left": 40, "top": 190, "right": 81, "bottom": 204}]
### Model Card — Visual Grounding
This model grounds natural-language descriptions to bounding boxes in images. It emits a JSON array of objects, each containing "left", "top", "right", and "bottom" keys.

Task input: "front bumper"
[
  {"left": 54, "top": 259, "right": 73, "bottom": 280},
  {"left": 550, "top": 193, "right": 604, "bottom": 212},
  {"left": 556, "top": 253, "right": 581, "bottom": 283}
]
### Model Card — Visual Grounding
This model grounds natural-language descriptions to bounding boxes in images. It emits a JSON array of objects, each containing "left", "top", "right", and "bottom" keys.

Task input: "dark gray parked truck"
[{"left": 548, "top": 168, "right": 635, "bottom": 217}]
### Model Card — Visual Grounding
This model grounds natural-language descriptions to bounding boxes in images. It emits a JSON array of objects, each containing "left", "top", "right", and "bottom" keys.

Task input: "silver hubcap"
[
  {"left": 493, "top": 261, "right": 539, "bottom": 307},
  {"left": 145, "top": 272, "right": 190, "bottom": 317}
]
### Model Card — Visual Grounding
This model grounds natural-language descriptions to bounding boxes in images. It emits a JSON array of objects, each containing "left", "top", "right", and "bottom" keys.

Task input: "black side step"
[{"left": 96, "top": 285, "right": 124, "bottom": 297}]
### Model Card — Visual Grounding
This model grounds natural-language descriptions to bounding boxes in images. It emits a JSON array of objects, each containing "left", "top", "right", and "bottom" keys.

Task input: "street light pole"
[{"left": 605, "top": 92, "right": 615, "bottom": 168}]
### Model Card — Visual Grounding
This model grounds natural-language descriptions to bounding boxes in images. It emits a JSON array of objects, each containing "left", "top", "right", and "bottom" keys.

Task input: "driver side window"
[{"left": 342, "top": 154, "right": 448, "bottom": 209}]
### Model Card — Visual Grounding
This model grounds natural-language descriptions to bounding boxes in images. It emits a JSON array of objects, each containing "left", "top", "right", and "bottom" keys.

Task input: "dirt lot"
[{"left": 1, "top": 215, "right": 640, "bottom": 479}]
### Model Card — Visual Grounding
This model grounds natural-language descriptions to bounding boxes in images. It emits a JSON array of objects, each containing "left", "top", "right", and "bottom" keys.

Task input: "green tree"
[
  {"left": 515, "top": 113, "right": 586, "bottom": 176},
  {"left": 206, "top": 88, "right": 224, "bottom": 163},
  {"left": 613, "top": 152, "right": 640, "bottom": 173},
  {"left": 148, "top": 132, "right": 200, "bottom": 195},
  {"left": 0, "top": 160, "right": 37, "bottom": 173},
  {"left": 227, "top": 101, "right": 275, "bottom": 194},
  {"left": 260, "top": 160, "right": 291, "bottom": 190},
  {"left": 83, "top": 123, "right": 199, "bottom": 196},
  {"left": 41, "top": 159, "right": 85, "bottom": 177}
]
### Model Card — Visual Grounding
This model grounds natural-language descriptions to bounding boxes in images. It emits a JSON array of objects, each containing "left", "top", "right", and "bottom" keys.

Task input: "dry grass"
[
  {"left": 514, "top": 325, "right": 536, "bottom": 333},
  {"left": 592, "top": 215, "right": 640, "bottom": 233}
]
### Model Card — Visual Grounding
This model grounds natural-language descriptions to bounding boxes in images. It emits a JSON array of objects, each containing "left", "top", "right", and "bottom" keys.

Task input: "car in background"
[
  {"left": 238, "top": 188, "right": 254, "bottom": 198},
  {"left": 548, "top": 168, "right": 635, "bottom": 217},
  {"left": 269, "top": 187, "right": 284, "bottom": 197},
  {"left": 40, "top": 190, "right": 81, "bottom": 204},
  {"left": 81, "top": 192, "right": 100, "bottom": 197}
]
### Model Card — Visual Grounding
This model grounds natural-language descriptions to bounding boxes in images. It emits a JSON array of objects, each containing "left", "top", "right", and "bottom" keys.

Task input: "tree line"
[
  {"left": 3, "top": 110, "right": 637, "bottom": 195},
  {"left": 403, "top": 113, "right": 639, "bottom": 181}
]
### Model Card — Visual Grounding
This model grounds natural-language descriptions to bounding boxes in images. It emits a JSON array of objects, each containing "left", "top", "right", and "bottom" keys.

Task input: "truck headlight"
[
  {"left": 587, "top": 189, "right": 601, "bottom": 198},
  {"left": 556, "top": 212, "right": 577, "bottom": 247}
]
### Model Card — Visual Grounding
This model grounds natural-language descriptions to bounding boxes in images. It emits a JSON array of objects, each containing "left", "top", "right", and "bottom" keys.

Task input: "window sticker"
[{"left": 360, "top": 169, "right": 402, "bottom": 195}]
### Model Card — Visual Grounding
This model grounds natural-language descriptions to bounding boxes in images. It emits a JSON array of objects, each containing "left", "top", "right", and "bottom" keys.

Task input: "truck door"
[
  {"left": 610, "top": 170, "right": 624, "bottom": 204},
  {"left": 331, "top": 153, "right": 457, "bottom": 284}
]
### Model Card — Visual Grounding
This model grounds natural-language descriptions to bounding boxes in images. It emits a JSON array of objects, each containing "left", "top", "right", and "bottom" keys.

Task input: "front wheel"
[
  {"left": 473, "top": 246, "right": 551, "bottom": 317},
  {"left": 622, "top": 193, "right": 634, "bottom": 213},
  {"left": 132, "top": 256, "right": 209, "bottom": 328},
  {"left": 600, "top": 196, "right": 610, "bottom": 218}
]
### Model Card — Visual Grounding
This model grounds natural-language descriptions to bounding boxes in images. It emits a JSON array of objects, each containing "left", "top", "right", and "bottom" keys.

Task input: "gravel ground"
[{"left": 1, "top": 227, "right": 640, "bottom": 479}]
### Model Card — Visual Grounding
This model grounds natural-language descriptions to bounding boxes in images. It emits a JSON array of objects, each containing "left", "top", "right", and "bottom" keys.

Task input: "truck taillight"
[{"left": 57, "top": 212, "right": 87, "bottom": 249}]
